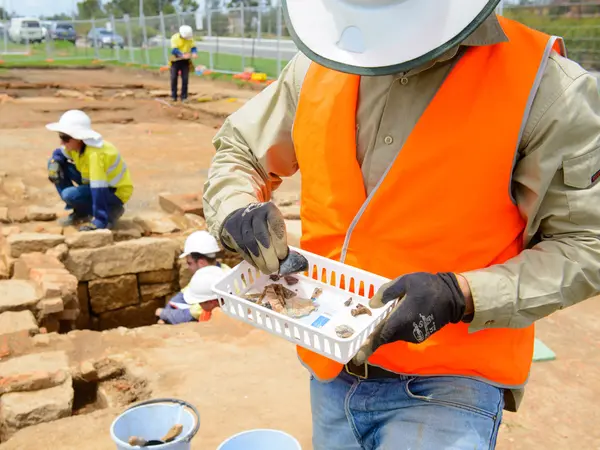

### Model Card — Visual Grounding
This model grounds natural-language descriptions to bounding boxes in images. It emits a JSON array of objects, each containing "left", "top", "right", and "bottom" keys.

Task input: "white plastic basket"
[{"left": 212, "top": 247, "right": 397, "bottom": 364}]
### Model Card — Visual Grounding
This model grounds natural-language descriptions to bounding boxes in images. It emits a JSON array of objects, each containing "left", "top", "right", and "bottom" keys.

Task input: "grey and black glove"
[
  {"left": 47, "top": 158, "right": 64, "bottom": 185},
  {"left": 353, "top": 272, "right": 466, "bottom": 365},
  {"left": 220, "top": 202, "right": 289, "bottom": 274}
]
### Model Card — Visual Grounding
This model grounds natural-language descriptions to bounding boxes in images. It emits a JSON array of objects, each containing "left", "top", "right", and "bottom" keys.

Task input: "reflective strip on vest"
[{"left": 292, "top": 17, "right": 566, "bottom": 388}]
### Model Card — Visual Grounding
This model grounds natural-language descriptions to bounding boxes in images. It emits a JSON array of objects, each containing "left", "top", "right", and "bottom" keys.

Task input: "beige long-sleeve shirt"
[{"left": 203, "top": 15, "right": 600, "bottom": 408}]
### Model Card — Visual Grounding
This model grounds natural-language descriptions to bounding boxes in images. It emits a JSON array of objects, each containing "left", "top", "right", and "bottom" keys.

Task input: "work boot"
[{"left": 58, "top": 212, "right": 90, "bottom": 227}]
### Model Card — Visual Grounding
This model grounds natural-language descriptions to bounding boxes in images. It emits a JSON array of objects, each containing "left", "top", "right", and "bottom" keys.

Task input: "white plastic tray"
[{"left": 212, "top": 247, "right": 397, "bottom": 364}]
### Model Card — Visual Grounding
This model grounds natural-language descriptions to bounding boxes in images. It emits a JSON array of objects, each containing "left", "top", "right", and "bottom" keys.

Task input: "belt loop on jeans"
[{"left": 345, "top": 361, "right": 369, "bottom": 380}]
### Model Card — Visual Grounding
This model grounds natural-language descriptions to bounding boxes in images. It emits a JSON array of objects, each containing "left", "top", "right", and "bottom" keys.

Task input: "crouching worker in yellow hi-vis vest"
[
  {"left": 170, "top": 25, "right": 197, "bottom": 102},
  {"left": 46, "top": 110, "right": 133, "bottom": 231}
]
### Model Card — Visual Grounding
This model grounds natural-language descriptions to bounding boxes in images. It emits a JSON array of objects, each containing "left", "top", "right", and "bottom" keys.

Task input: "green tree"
[
  {"left": 227, "top": 0, "right": 259, "bottom": 6},
  {"left": 0, "top": 7, "right": 10, "bottom": 21},
  {"left": 104, "top": 0, "right": 177, "bottom": 17},
  {"left": 180, "top": 0, "right": 199, "bottom": 12},
  {"left": 77, "top": 0, "right": 105, "bottom": 19}
]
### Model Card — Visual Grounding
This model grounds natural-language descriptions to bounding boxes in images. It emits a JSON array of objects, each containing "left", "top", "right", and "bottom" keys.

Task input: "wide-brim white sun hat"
[
  {"left": 183, "top": 265, "right": 225, "bottom": 304},
  {"left": 180, "top": 230, "right": 221, "bottom": 259},
  {"left": 282, "top": 0, "right": 502, "bottom": 76},
  {"left": 46, "top": 109, "right": 102, "bottom": 141}
]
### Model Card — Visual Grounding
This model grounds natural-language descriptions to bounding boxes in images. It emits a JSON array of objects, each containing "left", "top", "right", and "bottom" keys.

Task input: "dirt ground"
[{"left": 0, "top": 67, "right": 599, "bottom": 449}]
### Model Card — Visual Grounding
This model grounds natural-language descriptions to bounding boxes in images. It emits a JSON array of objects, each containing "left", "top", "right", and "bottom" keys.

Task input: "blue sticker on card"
[{"left": 311, "top": 315, "right": 330, "bottom": 329}]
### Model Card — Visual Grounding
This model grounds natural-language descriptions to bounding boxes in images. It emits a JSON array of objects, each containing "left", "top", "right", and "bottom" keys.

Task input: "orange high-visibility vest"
[{"left": 292, "top": 17, "right": 565, "bottom": 387}]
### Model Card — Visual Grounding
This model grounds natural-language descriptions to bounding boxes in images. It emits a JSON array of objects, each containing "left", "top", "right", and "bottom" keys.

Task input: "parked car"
[
  {"left": 8, "top": 17, "right": 45, "bottom": 44},
  {"left": 148, "top": 34, "right": 168, "bottom": 47},
  {"left": 87, "top": 28, "right": 124, "bottom": 49},
  {"left": 48, "top": 22, "right": 77, "bottom": 44}
]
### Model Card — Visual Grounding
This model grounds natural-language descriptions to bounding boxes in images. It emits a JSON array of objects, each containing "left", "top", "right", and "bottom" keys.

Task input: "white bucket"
[
  {"left": 217, "top": 429, "right": 302, "bottom": 450},
  {"left": 110, "top": 398, "right": 200, "bottom": 450}
]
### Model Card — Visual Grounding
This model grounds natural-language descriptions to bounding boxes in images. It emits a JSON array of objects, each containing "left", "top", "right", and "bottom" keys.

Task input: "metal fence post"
[
  {"left": 240, "top": 6, "right": 245, "bottom": 70},
  {"left": 276, "top": 4, "right": 282, "bottom": 76},
  {"left": 207, "top": 7, "right": 214, "bottom": 70},
  {"left": 91, "top": 17, "right": 99, "bottom": 59},
  {"left": 124, "top": 14, "right": 134, "bottom": 63},
  {"left": 111, "top": 15, "right": 120, "bottom": 62},
  {"left": 142, "top": 15, "right": 150, "bottom": 65},
  {"left": 257, "top": 6, "right": 262, "bottom": 40},
  {"left": 2, "top": 23, "right": 7, "bottom": 55},
  {"left": 159, "top": 12, "right": 169, "bottom": 66}
]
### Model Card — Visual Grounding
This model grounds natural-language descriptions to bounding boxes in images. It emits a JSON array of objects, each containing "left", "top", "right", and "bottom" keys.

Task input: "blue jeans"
[
  {"left": 53, "top": 161, "right": 123, "bottom": 223},
  {"left": 159, "top": 292, "right": 195, "bottom": 324},
  {"left": 311, "top": 371, "right": 504, "bottom": 450}
]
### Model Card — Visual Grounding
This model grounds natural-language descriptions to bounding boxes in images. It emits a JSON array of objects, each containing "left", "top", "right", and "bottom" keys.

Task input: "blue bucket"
[
  {"left": 217, "top": 429, "right": 301, "bottom": 450},
  {"left": 110, "top": 398, "right": 200, "bottom": 450}
]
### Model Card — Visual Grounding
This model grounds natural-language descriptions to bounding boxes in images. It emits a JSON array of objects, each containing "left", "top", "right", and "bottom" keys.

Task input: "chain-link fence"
[
  {"left": 4, "top": 3, "right": 600, "bottom": 74},
  {"left": 505, "top": 2, "right": 600, "bottom": 71},
  {"left": 0, "top": 5, "right": 296, "bottom": 78}
]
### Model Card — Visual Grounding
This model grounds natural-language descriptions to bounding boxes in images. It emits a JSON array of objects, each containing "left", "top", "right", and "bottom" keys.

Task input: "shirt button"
[
  {"left": 485, "top": 320, "right": 495, "bottom": 327},
  {"left": 384, "top": 135, "right": 393, "bottom": 145},
  {"left": 400, "top": 77, "right": 409, "bottom": 85}
]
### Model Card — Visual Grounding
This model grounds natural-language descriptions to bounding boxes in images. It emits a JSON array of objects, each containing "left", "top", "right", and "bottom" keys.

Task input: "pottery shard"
[
  {"left": 140, "top": 283, "right": 175, "bottom": 301},
  {"left": 88, "top": 274, "right": 139, "bottom": 314},
  {"left": 0, "top": 351, "right": 69, "bottom": 395},
  {"left": 26, "top": 207, "right": 57, "bottom": 222},
  {"left": 65, "top": 229, "right": 113, "bottom": 249},
  {"left": 0, "top": 376, "right": 74, "bottom": 440},
  {"left": 6, "top": 233, "right": 65, "bottom": 258},
  {"left": 64, "top": 237, "right": 179, "bottom": 281},
  {"left": 138, "top": 269, "right": 177, "bottom": 284},
  {"left": 0, "top": 280, "right": 39, "bottom": 314}
]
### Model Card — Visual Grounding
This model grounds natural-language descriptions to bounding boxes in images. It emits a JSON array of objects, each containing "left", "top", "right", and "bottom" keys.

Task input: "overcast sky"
[{"left": 4, "top": 0, "right": 110, "bottom": 17}]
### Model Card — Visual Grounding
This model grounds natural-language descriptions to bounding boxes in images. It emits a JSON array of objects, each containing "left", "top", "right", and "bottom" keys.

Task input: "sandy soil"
[{"left": 0, "top": 67, "right": 598, "bottom": 450}]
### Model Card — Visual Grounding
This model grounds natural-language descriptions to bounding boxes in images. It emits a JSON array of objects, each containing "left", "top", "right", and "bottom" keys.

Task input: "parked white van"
[{"left": 9, "top": 17, "right": 45, "bottom": 44}]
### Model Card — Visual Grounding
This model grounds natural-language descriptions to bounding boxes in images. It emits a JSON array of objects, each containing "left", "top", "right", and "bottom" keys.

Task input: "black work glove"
[
  {"left": 220, "top": 202, "right": 289, "bottom": 274},
  {"left": 353, "top": 272, "right": 466, "bottom": 365}
]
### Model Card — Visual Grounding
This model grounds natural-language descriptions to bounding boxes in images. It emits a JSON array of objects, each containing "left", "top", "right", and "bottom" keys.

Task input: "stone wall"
[{"left": 0, "top": 212, "right": 243, "bottom": 334}]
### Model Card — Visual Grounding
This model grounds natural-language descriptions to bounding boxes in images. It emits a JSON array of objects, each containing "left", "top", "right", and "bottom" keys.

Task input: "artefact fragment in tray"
[
  {"left": 335, "top": 325, "right": 355, "bottom": 339},
  {"left": 351, "top": 303, "right": 372, "bottom": 317},
  {"left": 244, "top": 283, "right": 317, "bottom": 318}
]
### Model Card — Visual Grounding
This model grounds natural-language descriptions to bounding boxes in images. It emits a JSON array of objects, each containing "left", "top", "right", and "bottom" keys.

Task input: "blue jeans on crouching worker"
[
  {"left": 52, "top": 161, "right": 124, "bottom": 224},
  {"left": 159, "top": 292, "right": 195, "bottom": 324},
  {"left": 311, "top": 371, "right": 504, "bottom": 450}
]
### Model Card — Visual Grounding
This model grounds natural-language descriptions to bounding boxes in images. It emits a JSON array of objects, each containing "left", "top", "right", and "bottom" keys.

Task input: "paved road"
[{"left": 196, "top": 36, "right": 298, "bottom": 61}]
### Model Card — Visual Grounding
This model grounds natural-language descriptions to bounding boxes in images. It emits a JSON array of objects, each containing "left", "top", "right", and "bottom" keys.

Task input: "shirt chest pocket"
[{"left": 563, "top": 147, "right": 600, "bottom": 225}]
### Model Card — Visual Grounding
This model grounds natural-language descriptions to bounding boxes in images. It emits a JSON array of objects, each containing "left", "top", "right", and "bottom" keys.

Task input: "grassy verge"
[{"left": 1, "top": 41, "right": 288, "bottom": 77}]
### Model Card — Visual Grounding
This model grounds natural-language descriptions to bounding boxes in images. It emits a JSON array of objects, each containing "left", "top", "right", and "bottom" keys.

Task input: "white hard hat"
[
  {"left": 183, "top": 265, "right": 224, "bottom": 304},
  {"left": 282, "top": 0, "right": 502, "bottom": 76},
  {"left": 180, "top": 230, "right": 221, "bottom": 259},
  {"left": 179, "top": 25, "right": 193, "bottom": 39},
  {"left": 46, "top": 110, "right": 102, "bottom": 141}
]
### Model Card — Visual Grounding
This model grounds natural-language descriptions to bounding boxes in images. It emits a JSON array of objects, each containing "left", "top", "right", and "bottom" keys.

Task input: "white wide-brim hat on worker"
[
  {"left": 183, "top": 265, "right": 224, "bottom": 305},
  {"left": 282, "top": 0, "right": 502, "bottom": 76},
  {"left": 46, "top": 109, "right": 102, "bottom": 141},
  {"left": 180, "top": 230, "right": 221, "bottom": 259}
]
